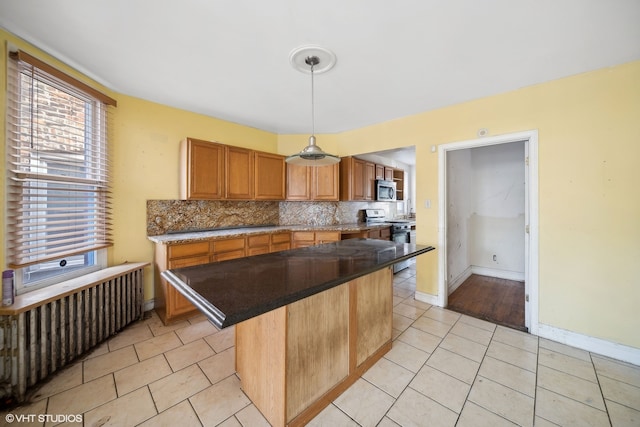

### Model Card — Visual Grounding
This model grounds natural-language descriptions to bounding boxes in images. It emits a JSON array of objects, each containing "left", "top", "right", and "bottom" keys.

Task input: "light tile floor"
[{"left": 3, "top": 261, "right": 639, "bottom": 426}]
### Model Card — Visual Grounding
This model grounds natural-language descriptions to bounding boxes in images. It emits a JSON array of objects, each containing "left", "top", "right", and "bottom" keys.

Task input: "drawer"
[
  {"left": 168, "top": 255, "right": 210, "bottom": 269},
  {"left": 271, "top": 232, "right": 291, "bottom": 244},
  {"left": 316, "top": 231, "right": 341, "bottom": 242},
  {"left": 213, "top": 237, "right": 246, "bottom": 253},
  {"left": 292, "top": 241, "right": 313, "bottom": 249},
  {"left": 271, "top": 242, "right": 291, "bottom": 252},
  {"left": 293, "top": 231, "right": 315, "bottom": 241},
  {"left": 168, "top": 241, "right": 210, "bottom": 259},
  {"left": 215, "top": 248, "right": 246, "bottom": 261},
  {"left": 248, "top": 246, "right": 270, "bottom": 256},
  {"left": 248, "top": 234, "right": 270, "bottom": 247}
]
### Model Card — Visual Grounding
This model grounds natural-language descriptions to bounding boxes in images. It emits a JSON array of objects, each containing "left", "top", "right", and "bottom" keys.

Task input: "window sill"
[{"left": 0, "top": 262, "right": 149, "bottom": 316}]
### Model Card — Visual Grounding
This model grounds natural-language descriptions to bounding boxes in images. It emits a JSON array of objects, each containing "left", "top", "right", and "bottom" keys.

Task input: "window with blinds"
[{"left": 5, "top": 50, "right": 116, "bottom": 293}]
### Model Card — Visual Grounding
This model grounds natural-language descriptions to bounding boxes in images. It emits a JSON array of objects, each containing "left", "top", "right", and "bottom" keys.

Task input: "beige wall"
[
  {"left": 304, "top": 61, "right": 640, "bottom": 349},
  {"left": 2, "top": 29, "right": 639, "bottom": 350},
  {"left": 109, "top": 95, "right": 277, "bottom": 298},
  {"left": 0, "top": 30, "right": 278, "bottom": 300}
]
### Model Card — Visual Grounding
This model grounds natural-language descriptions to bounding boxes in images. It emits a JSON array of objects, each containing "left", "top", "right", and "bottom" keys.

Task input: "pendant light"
[{"left": 286, "top": 46, "right": 340, "bottom": 166}]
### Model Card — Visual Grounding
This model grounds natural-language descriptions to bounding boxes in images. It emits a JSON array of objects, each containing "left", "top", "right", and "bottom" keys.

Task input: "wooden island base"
[{"left": 236, "top": 267, "right": 394, "bottom": 427}]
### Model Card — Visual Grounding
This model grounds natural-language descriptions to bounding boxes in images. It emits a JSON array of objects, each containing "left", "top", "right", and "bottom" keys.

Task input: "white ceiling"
[{"left": 1, "top": 0, "right": 639, "bottom": 136}]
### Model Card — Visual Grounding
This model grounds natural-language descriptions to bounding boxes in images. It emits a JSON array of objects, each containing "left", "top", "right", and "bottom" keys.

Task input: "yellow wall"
[
  {"left": 3, "top": 28, "right": 639, "bottom": 350},
  {"left": 0, "top": 30, "right": 277, "bottom": 299},
  {"left": 110, "top": 96, "right": 277, "bottom": 297},
  {"left": 294, "top": 61, "right": 639, "bottom": 349}
]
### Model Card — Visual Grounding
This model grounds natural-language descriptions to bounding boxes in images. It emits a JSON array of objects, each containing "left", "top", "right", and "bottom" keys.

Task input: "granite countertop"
[
  {"left": 162, "top": 239, "right": 435, "bottom": 328},
  {"left": 147, "top": 222, "right": 393, "bottom": 244}
]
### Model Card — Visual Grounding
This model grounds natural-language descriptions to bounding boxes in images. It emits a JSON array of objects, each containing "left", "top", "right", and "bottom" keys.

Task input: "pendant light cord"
[{"left": 310, "top": 60, "right": 315, "bottom": 138}]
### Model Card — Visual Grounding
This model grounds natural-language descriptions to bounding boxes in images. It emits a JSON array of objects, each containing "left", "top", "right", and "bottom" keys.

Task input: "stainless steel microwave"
[{"left": 375, "top": 180, "right": 397, "bottom": 201}]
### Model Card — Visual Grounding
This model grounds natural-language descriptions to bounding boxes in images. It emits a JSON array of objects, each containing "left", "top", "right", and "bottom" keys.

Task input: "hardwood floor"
[{"left": 447, "top": 274, "right": 526, "bottom": 332}]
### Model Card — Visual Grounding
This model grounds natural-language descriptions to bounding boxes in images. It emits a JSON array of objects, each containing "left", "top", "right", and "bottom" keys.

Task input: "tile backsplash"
[{"left": 147, "top": 200, "right": 399, "bottom": 236}]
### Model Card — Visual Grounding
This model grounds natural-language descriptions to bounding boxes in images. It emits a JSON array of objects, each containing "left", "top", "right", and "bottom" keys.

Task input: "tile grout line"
[
  {"left": 457, "top": 316, "right": 539, "bottom": 426},
  {"left": 365, "top": 303, "right": 454, "bottom": 425},
  {"left": 533, "top": 331, "right": 540, "bottom": 426},
  {"left": 590, "top": 352, "right": 614, "bottom": 426}
]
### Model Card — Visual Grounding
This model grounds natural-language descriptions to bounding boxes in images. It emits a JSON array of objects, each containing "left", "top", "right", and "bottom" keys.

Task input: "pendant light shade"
[{"left": 286, "top": 46, "right": 340, "bottom": 166}]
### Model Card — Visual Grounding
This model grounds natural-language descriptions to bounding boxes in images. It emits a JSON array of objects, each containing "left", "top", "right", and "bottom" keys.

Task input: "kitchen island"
[{"left": 162, "top": 239, "right": 434, "bottom": 427}]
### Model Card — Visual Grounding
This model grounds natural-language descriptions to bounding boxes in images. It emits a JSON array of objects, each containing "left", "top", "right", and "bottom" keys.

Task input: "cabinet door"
[
  {"left": 353, "top": 158, "right": 366, "bottom": 200},
  {"left": 312, "top": 164, "right": 339, "bottom": 201},
  {"left": 364, "top": 161, "right": 376, "bottom": 200},
  {"left": 286, "top": 163, "right": 312, "bottom": 200},
  {"left": 255, "top": 151, "right": 285, "bottom": 200},
  {"left": 167, "top": 255, "right": 210, "bottom": 317},
  {"left": 380, "top": 227, "right": 391, "bottom": 241},
  {"left": 384, "top": 167, "right": 394, "bottom": 181},
  {"left": 226, "top": 146, "right": 254, "bottom": 199},
  {"left": 368, "top": 229, "right": 381, "bottom": 239},
  {"left": 375, "top": 164, "right": 384, "bottom": 180},
  {"left": 181, "top": 138, "right": 225, "bottom": 200}
]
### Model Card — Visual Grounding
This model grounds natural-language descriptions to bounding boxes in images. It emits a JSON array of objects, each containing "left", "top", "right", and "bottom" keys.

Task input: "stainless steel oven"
[
  {"left": 389, "top": 221, "right": 411, "bottom": 273},
  {"left": 365, "top": 210, "right": 413, "bottom": 274}
]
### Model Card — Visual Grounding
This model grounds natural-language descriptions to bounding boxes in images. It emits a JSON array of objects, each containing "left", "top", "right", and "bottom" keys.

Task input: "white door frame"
[{"left": 437, "top": 130, "right": 539, "bottom": 334}]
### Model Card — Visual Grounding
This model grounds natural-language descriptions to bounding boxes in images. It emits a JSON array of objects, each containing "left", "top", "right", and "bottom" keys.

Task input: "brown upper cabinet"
[
  {"left": 181, "top": 138, "right": 286, "bottom": 201},
  {"left": 226, "top": 145, "right": 254, "bottom": 199},
  {"left": 180, "top": 138, "right": 225, "bottom": 200},
  {"left": 341, "top": 156, "right": 405, "bottom": 201},
  {"left": 375, "top": 164, "right": 384, "bottom": 180},
  {"left": 340, "top": 156, "right": 375, "bottom": 201},
  {"left": 254, "top": 151, "right": 286, "bottom": 200},
  {"left": 374, "top": 164, "right": 395, "bottom": 181},
  {"left": 384, "top": 167, "right": 394, "bottom": 181},
  {"left": 286, "top": 163, "right": 339, "bottom": 201}
]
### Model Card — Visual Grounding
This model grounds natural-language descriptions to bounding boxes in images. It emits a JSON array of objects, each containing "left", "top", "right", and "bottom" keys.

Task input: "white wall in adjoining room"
[
  {"left": 469, "top": 142, "right": 525, "bottom": 276},
  {"left": 446, "top": 149, "right": 473, "bottom": 287},
  {"left": 446, "top": 141, "right": 525, "bottom": 292}
]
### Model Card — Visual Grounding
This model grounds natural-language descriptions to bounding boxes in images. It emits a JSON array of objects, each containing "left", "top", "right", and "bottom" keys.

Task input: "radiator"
[{"left": 0, "top": 262, "right": 148, "bottom": 402}]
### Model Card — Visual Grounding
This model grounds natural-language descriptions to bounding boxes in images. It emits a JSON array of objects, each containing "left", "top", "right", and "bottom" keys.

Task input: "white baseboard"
[
  {"left": 414, "top": 290, "right": 442, "bottom": 306},
  {"left": 471, "top": 266, "right": 525, "bottom": 282},
  {"left": 537, "top": 323, "right": 640, "bottom": 366},
  {"left": 144, "top": 299, "right": 155, "bottom": 312},
  {"left": 448, "top": 267, "right": 472, "bottom": 294}
]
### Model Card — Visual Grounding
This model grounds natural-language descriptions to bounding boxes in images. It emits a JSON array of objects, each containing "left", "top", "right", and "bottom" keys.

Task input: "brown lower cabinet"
[
  {"left": 236, "top": 267, "right": 393, "bottom": 427},
  {"left": 367, "top": 226, "right": 391, "bottom": 240},
  {"left": 291, "top": 231, "right": 341, "bottom": 249},
  {"left": 340, "top": 226, "right": 391, "bottom": 241},
  {"left": 155, "top": 233, "right": 291, "bottom": 324},
  {"left": 155, "top": 228, "right": 388, "bottom": 325}
]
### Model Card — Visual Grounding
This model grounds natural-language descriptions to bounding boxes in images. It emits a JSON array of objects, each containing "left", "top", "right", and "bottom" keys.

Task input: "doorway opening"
[{"left": 437, "top": 130, "right": 539, "bottom": 334}]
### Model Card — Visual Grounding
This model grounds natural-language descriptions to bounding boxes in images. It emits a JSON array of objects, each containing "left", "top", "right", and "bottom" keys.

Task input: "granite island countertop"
[
  {"left": 148, "top": 222, "right": 394, "bottom": 244},
  {"left": 162, "top": 238, "right": 435, "bottom": 328}
]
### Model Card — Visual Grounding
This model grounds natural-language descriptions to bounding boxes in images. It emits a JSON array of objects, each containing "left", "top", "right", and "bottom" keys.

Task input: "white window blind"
[{"left": 6, "top": 50, "right": 116, "bottom": 269}]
